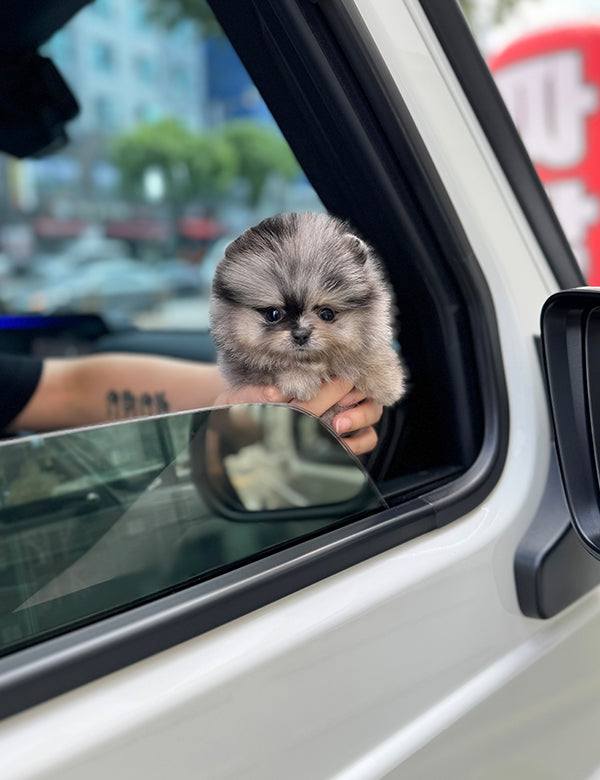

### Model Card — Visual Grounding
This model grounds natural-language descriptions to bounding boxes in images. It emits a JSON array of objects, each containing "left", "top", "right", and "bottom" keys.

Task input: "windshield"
[{"left": 0, "top": 403, "right": 384, "bottom": 656}]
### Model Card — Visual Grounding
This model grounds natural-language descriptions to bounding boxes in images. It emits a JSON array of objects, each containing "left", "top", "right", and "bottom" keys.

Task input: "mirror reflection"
[{"left": 195, "top": 404, "right": 375, "bottom": 515}]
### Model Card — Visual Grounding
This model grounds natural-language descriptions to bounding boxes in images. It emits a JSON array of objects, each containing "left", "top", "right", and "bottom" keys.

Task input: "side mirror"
[
  {"left": 541, "top": 288, "right": 600, "bottom": 559},
  {"left": 189, "top": 404, "right": 383, "bottom": 521}
]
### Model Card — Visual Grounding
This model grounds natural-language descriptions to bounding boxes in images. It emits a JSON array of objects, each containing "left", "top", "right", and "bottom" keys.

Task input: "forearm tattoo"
[{"left": 106, "top": 390, "right": 170, "bottom": 419}]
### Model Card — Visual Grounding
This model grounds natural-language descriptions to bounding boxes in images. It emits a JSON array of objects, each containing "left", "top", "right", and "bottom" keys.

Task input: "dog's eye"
[
  {"left": 318, "top": 308, "right": 335, "bottom": 322},
  {"left": 264, "top": 307, "right": 282, "bottom": 323}
]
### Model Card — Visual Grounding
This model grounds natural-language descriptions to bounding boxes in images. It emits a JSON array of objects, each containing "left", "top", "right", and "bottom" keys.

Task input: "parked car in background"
[
  {"left": 3, "top": 1, "right": 600, "bottom": 778},
  {"left": 9, "top": 258, "right": 169, "bottom": 316}
]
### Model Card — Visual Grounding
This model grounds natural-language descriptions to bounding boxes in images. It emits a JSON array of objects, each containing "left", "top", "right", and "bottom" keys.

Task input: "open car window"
[{"left": 0, "top": 404, "right": 384, "bottom": 657}]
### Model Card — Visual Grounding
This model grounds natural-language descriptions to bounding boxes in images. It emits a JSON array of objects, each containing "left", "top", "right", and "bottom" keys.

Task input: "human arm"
[
  {"left": 9, "top": 354, "right": 382, "bottom": 455},
  {"left": 8, "top": 353, "right": 228, "bottom": 433}
]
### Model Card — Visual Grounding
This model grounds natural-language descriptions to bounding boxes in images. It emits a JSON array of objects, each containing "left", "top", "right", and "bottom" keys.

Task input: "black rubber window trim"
[{"left": 0, "top": 0, "right": 509, "bottom": 718}]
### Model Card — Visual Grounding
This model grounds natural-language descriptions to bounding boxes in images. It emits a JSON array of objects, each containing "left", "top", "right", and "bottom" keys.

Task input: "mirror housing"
[{"left": 542, "top": 288, "right": 600, "bottom": 560}]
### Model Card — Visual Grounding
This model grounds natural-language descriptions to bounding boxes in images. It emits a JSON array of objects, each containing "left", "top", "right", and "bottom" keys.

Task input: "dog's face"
[{"left": 210, "top": 213, "right": 384, "bottom": 370}]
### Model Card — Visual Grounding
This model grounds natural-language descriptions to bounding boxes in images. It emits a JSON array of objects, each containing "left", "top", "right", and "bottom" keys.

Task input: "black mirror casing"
[
  {"left": 542, "top": 288, "right": 600, "bottom": 560},
  {"left": 514, "top": 288, "right": 600, "bottom": 619}
]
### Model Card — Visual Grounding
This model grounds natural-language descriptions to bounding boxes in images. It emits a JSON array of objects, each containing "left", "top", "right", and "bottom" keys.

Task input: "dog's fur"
[{"left": 209, "top": 212, "right": 407, "bottom": 416}]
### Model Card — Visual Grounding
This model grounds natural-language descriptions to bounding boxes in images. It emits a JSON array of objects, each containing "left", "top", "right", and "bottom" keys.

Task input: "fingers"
[
  {"left": 336, "top": 387, "right": 369, "bottom": 408},
  {"left": 332, "top": 396, "right": 383, "bottom": 456},
  {"left": 214, "top": 379, "right": 384, "bottom": 457},
  {"left": 290, "top": 377, "right": 354, "bottom": 417},
  {"left": 213, "top": 385, "right": 291, "bottom": 406},
  {"left": 293, "top": 380, "right": 383, "bottom": 456},
  {"left": 340, "top": 425, "right": 379, "bottom": 457},
  {"left": 332, "top": 397, "right": 383, "bottom": 437}
]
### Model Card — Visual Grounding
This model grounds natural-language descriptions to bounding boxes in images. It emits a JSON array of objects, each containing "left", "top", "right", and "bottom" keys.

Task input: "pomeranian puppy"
[{"left": 209, "top": 212, "right": 407, "bottom": 424}]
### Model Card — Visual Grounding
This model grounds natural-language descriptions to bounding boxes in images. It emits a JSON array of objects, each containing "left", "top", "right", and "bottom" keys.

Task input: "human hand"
[
  {"left": 213, "top": 378, "right": 383, "bottom": 457},
  {"left": 290, "top": 378, "right": 383, "bottom": 456}
]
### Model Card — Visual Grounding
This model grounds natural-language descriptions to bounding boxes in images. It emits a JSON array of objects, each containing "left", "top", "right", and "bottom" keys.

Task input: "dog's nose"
[{"left": 291, "top": 328, "right": 311, "bottom": 345}]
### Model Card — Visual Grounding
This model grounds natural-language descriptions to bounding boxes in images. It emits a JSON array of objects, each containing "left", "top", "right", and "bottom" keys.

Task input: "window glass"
[
  {"left": 94, "top": 95, "right": 119, "bottom": 133},
  {"left": 0, "top": 405, "right": 384, "bottom": 656},
  {"left": 93, "top": 0, "right": 114, "bottom": 19},
  {"left": 134, "top": 55, "right": 158, "bottom": 84},
  {"left": 0, "top": 1, "right": 323, "bottom": 335},
  {"left": 464, "top": 1, "right": 600, "bottom": 283},
  {"left": 89, "top": 40, "right": 114, "bottom": 73}
]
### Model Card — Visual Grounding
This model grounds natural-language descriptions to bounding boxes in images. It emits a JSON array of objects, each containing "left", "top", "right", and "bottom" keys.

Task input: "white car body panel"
[{"left": 3, "top": 1, "right": 600, "bottom": 778}]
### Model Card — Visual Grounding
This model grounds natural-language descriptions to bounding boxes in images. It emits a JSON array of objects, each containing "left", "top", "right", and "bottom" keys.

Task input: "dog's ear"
[{"left": 344, "top": 234, "right": 370, "bottom": 265}]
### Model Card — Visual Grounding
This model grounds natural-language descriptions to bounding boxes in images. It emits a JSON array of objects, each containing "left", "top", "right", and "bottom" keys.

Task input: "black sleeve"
[{"left": 0, "top": 354, "right": 43, "bottom": 431}]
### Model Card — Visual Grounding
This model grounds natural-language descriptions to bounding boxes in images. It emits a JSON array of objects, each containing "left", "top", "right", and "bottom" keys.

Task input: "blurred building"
[{"left": 43, "top": 0, "right": 205, "bottom": 136}]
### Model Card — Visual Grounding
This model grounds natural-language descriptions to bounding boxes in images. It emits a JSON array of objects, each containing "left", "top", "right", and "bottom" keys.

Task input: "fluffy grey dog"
[{"left": 209, "top": 212, "right": 407, "bottom": 421}]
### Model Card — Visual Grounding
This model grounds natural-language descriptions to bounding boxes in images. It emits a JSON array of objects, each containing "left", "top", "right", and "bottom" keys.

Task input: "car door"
[{"left": 3, "top": 1, "right": 600, "bottom": 778}]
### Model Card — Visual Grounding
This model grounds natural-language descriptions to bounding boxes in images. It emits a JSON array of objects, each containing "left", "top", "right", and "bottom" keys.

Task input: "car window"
[
  {"left": 0, "top": 2, "right": 323, "bottom": 332},
  {"left": 0, "top": 404, "right": 384, "bottom": 657}
]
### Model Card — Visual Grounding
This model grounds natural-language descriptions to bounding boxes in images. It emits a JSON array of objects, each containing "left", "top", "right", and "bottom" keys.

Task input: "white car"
[{"left": 2, "top": 1, "right": 600, "bottom": 778}]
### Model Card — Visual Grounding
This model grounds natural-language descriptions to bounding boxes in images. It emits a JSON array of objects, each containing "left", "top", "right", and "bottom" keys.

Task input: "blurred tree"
[
  {"left": 222, "top": 121, "right": 300, "bottom": 207},
  {"left": 111, "top": 118, "right": 300, "bottom": 209},
  {"left": 110, "top": 118, "right": 237, "bottom": 207}
]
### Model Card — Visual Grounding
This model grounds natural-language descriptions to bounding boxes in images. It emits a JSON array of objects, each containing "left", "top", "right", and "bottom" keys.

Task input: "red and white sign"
[{"left": 489, "top": 26, "right": 600, "bottom": 283}]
